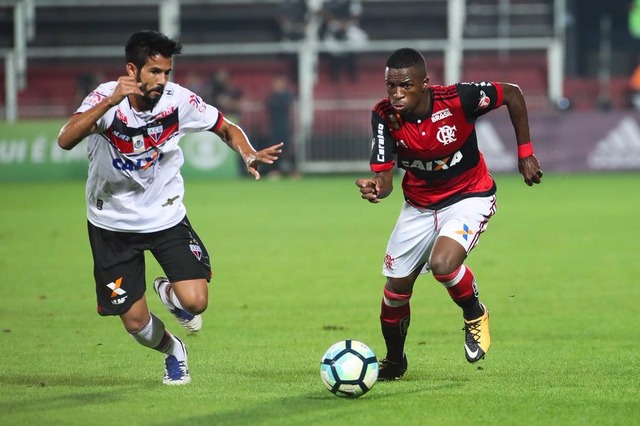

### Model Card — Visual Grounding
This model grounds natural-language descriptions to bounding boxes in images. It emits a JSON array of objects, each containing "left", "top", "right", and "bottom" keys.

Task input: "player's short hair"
[
  {"left": 125, "top": 30, "right": 183, "bottom": 69},
  {"left": 386, "top": 48, "right": 427, "bottom": 76}
]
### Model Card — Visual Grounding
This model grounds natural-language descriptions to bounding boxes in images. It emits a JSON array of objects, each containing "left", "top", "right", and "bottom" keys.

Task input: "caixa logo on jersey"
[
  {"left": 401, "top": 150, "right": 463, "bottom": 172},
  {"left": 112, "top": 152, "right": 164, "bottom": 171}
]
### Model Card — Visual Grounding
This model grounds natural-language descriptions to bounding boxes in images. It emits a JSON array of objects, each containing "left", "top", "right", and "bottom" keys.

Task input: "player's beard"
[{"left": 136, "top": 74, "right": 163, "bottom": 109}]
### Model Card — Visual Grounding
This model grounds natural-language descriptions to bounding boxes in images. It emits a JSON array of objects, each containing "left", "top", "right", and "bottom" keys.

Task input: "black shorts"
[{"left": 88, "top": 216, "right": 212, "bottom": 316}]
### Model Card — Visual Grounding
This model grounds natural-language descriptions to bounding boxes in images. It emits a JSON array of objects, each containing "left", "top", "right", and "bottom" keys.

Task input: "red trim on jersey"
[
  {"left": 210, "top": 111, "right": 225, "bottom": 133},
  {"left": 493, "top": 82, "right": 504, "bottom": 107},
  {"left": 371, "top": 161, "right": 395, "bottom": 173}
]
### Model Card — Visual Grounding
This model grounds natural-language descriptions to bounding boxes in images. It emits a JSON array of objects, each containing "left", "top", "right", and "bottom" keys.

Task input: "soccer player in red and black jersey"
[{"left": 355, "top": 48, "right": 542, "bottom": 380}]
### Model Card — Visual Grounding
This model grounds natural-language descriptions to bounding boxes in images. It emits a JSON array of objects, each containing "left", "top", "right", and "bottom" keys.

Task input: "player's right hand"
[
  {"left": 109, "top": 76, "right": 144, "bottom": 105},
  {"left": 355, "top": 178, "right": 381, "bottom": 203}
]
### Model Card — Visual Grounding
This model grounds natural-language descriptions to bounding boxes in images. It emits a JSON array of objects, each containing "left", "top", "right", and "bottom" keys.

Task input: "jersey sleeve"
[
  {"left": 177, "top": 85, "right": 223, "bottom": 134},
  {"left": 76, "top": 82, "right": 117, "bottom": 133},
  {"left": 456, "top": 81, "right": 504, "bottom": 120},
  {"left": 370, "top": 109, "right": 396, "bottom": 172}
]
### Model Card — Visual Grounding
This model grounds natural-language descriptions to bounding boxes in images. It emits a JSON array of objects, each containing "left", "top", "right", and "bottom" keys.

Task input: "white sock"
[
  {"left": 168, "top": 289, "right": 187, "bottom": 311},
  {"left": 166, "top": 336, "right": 187, "bottom": 360}
]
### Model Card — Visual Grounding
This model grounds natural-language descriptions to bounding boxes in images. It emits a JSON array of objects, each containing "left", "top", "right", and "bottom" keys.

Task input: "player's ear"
[
  {"left": 423, "top": 76, "right": 430, "bottom": 89},
  {"left": 126, "top": 62, "right": 137, "bottom": 77}
]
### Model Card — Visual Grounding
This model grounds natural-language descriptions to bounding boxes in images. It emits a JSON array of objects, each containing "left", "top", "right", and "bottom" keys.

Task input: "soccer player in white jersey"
[{"left": 58, "top": 30, "right": 283, "bottom": 385}]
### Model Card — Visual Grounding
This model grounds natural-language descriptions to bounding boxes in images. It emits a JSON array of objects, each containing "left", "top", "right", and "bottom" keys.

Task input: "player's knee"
[
  {"left": 183, "top": 295, "right": 208, "bottom": 315},
  {"left": 429, "top": 255, "right": 459, "bottom": 277},
  {"left": 385, "top": 277, "right": 413, "bottom": 295}
]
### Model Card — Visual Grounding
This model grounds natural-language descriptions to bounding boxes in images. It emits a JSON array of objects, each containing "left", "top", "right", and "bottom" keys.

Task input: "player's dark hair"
[
  {"left": 125, "top": 30, "right": 182, "bottom": 69},
  {"left": 386, "top": 48, "right": 427, "bottom": 75}
]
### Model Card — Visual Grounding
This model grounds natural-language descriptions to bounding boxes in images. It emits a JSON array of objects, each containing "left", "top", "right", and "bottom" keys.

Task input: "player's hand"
[
  {"left": 355, "top": 178, "right": 381, "bottom": 203},
  {"left": 109, "top": 76, "right": 144, "bottom": 106},
  {"left": 244, "top": 142, "right": 283, "bottom": 180},
  {"left": 518, "top": 154, "right": 543, "bottom": 186}
]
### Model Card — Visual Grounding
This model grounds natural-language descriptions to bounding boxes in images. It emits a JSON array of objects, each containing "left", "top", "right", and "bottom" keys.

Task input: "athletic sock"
[
  {"left": 433, "top": 265, "right": 484, "bottom": 320},
  {"left": 380, "top": 288, "right": 412, "bottom": 362}
]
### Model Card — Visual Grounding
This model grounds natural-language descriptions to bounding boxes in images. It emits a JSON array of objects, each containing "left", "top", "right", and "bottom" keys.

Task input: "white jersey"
[{"left": 77, "top": 81, "right": 222, "bottom": 232}]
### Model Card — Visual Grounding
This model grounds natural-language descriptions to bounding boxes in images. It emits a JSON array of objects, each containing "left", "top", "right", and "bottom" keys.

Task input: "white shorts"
[{"left": 382, "top": 195, "right": 497, "bottom": 278}]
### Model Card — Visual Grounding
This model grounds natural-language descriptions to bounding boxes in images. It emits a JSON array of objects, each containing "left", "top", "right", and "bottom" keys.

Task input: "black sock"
[
  {"left": 455, "top": 296, "right": 484, "bottom": 320},
  {"left": 381, "top": 316, "right": 409, "bottom": 362}
]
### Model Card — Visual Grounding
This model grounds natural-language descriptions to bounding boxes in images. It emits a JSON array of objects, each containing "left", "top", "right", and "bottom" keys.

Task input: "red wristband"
[{"left": 518, "top": 142, "right": 534, "bottom": 159}]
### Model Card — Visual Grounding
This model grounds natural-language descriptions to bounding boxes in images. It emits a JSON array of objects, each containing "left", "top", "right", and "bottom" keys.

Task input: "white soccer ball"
[{"left": 320, "top": 340, "right": 378, "bottom": 398}]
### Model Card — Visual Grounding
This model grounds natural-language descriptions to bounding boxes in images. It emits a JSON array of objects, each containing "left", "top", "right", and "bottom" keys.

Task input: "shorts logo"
[
  {"left": 455, "top": 224, "right": 474, "bottom": 241},
  {"left": 384, "top": 253, "right": 395, "bottom": 270},
  {"left": 107, "top": 277, "right": 128, "bottom": 305},
  {"left": 190, "top": 243, "right": 202, "bottom": 260}
]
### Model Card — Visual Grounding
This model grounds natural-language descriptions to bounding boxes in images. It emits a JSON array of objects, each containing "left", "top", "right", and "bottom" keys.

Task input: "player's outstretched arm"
[
  {"left": 355, "top": 169, "right": 394, "bottom": 203},
  {"left": 499, "top": 82, "right": 543, "bottom": 186},
  {"left": 215, "top": 118, "right": 283, "bottom": 180}
]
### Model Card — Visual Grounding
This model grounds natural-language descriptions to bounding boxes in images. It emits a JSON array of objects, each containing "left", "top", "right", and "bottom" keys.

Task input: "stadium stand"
[{"left": 0, "top": 0, "right": 634, "bottom": 119}]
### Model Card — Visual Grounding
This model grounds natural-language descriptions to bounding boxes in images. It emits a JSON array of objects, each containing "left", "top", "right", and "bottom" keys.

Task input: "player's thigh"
[
  {"left": 383, "top": 202, "right": 437, "bottom": 278},
  {"left": 151, "top": 216, "right": 212, "bottom": 283},
  {"left": 88, "top": 222, "right": 147, "bottom": 316},
  {"left": 437, "top": 195, "right": 497, "bottom": 254}
]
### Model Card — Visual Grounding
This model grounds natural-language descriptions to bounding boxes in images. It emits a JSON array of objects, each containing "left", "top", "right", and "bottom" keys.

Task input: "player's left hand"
[
  {"left": 518, "top": 154, "right": 543, "bottom": 186},
  {"left": 244, "top": 142, "right": 283, "bottom": 180}
]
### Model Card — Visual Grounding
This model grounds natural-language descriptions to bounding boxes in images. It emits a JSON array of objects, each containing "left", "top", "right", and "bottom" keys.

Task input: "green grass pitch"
[{"left": 1, "top": 173, "right": 638, "bottom": 425}]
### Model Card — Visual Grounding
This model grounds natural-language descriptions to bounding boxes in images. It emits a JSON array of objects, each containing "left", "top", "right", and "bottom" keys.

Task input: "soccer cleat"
[
  {"left": 163, "top": 337, "right": 191, "bottom": 385},
  {"left": 153, "top": 277, "right": 202, "bottom": 333},
  {"left": 463, "top": 303, "right": 490, "bottom": 363},
  {"left": 377, "top": 354, "right": 408, "bottom": 381}
]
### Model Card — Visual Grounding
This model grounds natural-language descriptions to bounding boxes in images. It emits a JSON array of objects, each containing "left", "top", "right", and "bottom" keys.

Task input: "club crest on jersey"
[
  {"left": 147, "top": 124, "right": 163, "bottom": 143},
  {"left": 190, "top": 243, "right": 202, "bottom": 260},
  {"left": 431, "top": 108, "right": 452, "bottom": 123},
  {"left": 476, "top": 90, "right": 490, "bottom": 111},
  {"left": 436, "top": 125, "right": 457, "bottom": 145}
]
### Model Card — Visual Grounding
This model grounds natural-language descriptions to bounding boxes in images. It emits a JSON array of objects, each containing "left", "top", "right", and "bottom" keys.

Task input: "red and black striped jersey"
[{"left": 370, "top": 82, "right": 503, "bottom": 209}]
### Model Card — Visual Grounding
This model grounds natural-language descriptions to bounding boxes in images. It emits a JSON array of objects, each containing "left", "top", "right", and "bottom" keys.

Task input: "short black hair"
[
  {"left": 386, "top": 48, "right": 427, "bottom": 75},
  {"left": 125, "top": 30, "right": 182, "bottom": 69}
]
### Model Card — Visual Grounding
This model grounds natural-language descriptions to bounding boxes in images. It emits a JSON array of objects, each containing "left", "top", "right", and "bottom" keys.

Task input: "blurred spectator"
[
  {"left": 629, "top": 57, "right": 640, "bottom": 109},
  {"left": 276, "top": 0, "right": 311, "bottom": 81},
  {"left": 265, "top": 74, "right": 299, "bottom": 179},
  {"left": 209, "top": 69, "right": 246, "bottom": 176},
  {"left": 320, "top": 0, "right": 368, "bottom": 82},
  {"left": 182, "top": 71, "right": 210, "bottom": 97},
  {"left": 276, "top": 0, "right": 310, "bottom": 41},
  {"left": 74, "top": 72, "right": 103, "bottom": 111},
  {"left": 210, "top": 69, "right": 244, "bottom": 119}
]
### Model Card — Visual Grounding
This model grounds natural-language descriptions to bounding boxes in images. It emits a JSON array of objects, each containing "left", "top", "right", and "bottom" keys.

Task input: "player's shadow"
[
  {"left": 155, "top": 381, "right": 465, "bottom": 426},
  {"left": 0, "top": 373, "right": 157, "bottom": 413}
]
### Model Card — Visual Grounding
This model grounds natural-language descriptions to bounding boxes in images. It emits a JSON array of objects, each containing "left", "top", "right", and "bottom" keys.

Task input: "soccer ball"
[{"left": 320, "top": 340, "right": 378, "bottom": 398}]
